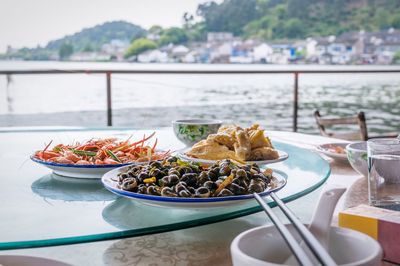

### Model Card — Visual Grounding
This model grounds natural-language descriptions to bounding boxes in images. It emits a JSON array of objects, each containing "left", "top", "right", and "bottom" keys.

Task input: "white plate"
[
  {"left": 316, "top": 143, "right": 348, "bottom": 162},
  {"left": 175, "top": 148, "right": 288, "bottom": 166},
  {"left": 102, "top": 165, "right": 287, "bottom": 208},
  {"left": 31, "top": 156, "right": 135, "bottom": 179},
  {"left": 30, "top": 148, "right": 168, "bottom": 179}
]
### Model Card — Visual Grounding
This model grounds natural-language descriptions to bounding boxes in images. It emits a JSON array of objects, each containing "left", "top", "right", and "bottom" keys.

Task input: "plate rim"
[
  {"left": 175, "top": 148, "right": 289, "bottom": 165},
  {"left": 101, "top": 166, "right": 287, "bottom": 203},
  {"left": 30, "top": 155, "right": 134, "bottom": 169}
]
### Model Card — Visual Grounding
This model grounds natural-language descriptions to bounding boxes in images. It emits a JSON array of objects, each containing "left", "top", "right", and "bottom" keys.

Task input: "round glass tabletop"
[{"left": 0, "top": 128, "right": 330, "bottom": 250}]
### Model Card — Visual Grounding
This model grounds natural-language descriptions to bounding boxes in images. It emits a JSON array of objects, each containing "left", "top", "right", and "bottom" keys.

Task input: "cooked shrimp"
[{"left": 33, "top": 133, "right": 170, "bottom": 165}]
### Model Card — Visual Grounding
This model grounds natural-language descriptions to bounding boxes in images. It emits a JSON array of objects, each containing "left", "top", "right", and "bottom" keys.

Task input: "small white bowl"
[
  {"left": 316, "top": 143, "right": 348, "bottom": 163},
  {"left": 346, "top": 141, "right": 368, "bottom": 177},
  {"left": 172, "top": 119, "right": 222, "bottom": 146},
  {"left": 231, "top": 224, "right": 382, "bottom": 266}
]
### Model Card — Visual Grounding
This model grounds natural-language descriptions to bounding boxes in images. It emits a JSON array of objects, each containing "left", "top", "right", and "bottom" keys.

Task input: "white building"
[
  {"left": 182, "top": 51, "right": 197, "bottom": 63},
  {"left": 252, "top": 43, "right": 273, "bottom": 63},
  {"left": 306, "top": 38, "right": 318, "bottom": 57},
  {"left": 137, "top": 49, "right": 168, "bottom": 63},
  {"left": 216, "top": 43, "right": 232, "bottom": 56},
  {"left": 172, "top": 45, "right": 190, "bottom": 57},
  {"left": 268, "top": 53, "right": 290, "bottom": 64},
  {"left": 210, "top": 42, "right": 232, "bottom": 63},
  {"left": 207, "top": 32, "right": 234, "bottom": 43}
]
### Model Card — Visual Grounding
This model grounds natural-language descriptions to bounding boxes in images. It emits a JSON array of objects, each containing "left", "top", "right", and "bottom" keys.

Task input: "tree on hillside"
[
  {"left": 158, "top": 27, "right": 188, "bottom": 46},
  {"left": 148, "top": 25, "right": 163, "bottom": 35},
  {"left": 195, "top": 0, "right": 400, "bottom": 40},
  {"left": 83, "top": 44, "right": 94, "bottom": 52},
  {"left": 391, "top": 14, "right": 400, "bottom": 28},
  {"left": 59, "top": 43, "right": 74, "bottom": 60},
  {"left": 124, "top": 38, "right": 157, "bottom": 58},
  {"left": 197, "top": 0, "right": 259, "bottom": 35},
  {"left": 394, "top": 50, "right": 400, "bottom": 64}
]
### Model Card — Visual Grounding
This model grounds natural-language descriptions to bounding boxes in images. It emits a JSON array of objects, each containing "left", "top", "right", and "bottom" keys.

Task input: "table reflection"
[{"left": 31, "top": 174, "right": 117, "bottom": 202}]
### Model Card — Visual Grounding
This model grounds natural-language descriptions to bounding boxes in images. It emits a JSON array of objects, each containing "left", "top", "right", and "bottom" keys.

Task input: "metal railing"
[{"left": 1, "top": 68, "right": 400, "bottom": 131}]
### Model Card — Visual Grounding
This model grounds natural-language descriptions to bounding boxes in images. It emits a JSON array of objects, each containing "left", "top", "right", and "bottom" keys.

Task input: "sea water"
[
  {"left": 368, "top": 154, "right": 400, "bottom": 208},
  {"left": 1, "top": 61, "right": 400, "bottom": 132}
]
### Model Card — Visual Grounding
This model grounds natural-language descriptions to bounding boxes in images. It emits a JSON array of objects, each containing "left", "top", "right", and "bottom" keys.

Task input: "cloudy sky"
[{"left": 0, "top": 0, "right": 215, "bottom": 53}]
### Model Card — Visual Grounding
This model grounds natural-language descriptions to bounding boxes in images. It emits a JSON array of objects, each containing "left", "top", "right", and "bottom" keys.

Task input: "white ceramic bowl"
[
  {"left": 346, "top": 141, "right": 368, "bottom": 177},
  {"left": 316, "top": 142, "right": 348, "bottom": 163},
  {"left": 172, "top": 119, "right": 222, "bottom": 146},
  {"left": 231, "top": 224, "right": 382, "bottom": 266}
]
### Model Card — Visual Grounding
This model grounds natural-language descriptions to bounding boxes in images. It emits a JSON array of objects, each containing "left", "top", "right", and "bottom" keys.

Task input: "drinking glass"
[{"left": 367, "top": 138, "right": 400, "bottom": 207}]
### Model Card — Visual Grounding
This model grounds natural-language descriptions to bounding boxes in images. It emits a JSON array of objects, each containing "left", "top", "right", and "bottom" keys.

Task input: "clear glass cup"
[{"left": 367, "top": 138, "right": 400, "bottom": 208}]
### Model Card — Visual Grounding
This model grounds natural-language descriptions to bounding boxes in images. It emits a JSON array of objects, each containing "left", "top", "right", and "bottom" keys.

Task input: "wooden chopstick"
[
  {"left": 253, "top": 193, "right": 314, "bottom": 266},
  {"left": 269, "top": 192, "right": 337, "bottom": 266}
]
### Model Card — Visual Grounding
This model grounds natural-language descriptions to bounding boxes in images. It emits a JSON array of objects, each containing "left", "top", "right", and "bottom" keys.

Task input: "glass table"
[{"left": 0, "top": 128, "right": 330, "bottom": 251}]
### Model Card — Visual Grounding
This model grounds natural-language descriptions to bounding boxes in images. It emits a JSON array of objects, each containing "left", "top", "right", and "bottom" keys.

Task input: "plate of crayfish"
[{"left": 31, "top": 132, "right": 170, "bottom": 179}]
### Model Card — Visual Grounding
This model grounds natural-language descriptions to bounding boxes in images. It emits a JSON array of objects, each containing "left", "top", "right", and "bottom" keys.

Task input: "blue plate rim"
[
  {"left": 30, "top": 155, "right": 134, "bottom": 169},
  {"left": 101, "top": 167, "right": 287, "bottom": 203}
]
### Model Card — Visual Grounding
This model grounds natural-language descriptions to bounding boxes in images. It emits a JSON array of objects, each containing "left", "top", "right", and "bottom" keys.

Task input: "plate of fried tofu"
[{"left": 177, "top": 124, "right": 289, "bottom": 166}]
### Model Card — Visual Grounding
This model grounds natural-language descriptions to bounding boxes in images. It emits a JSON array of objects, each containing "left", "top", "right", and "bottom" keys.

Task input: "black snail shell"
[
  {"left": 147, "top": 186, "right": 160, "bottom": 196},
  {"left": 137, "top": 184, "right": 147, "bottom": 194},
  {"left": 226, "top": 183, "right": 246, "bottom": 195},
  {"left": 180, "top": 173, "right": 198, "bottom": 187},
  {"left": 198, "top": 171, "right": 210, "bottom": 184},
  {"left": 187, "top": 186, "right": 196, "bottom": 194},
  {"left": 203, "top": 180, "right": 218, "bottom": 190},
  {"left": 166, "top": 157, "right": 178, "bottom": 163},
  {"left": 236, "top": 169, "right": 247, "bottom": 179},
  {"left": 120, "top": 178, "right": 138, "bottom": 191},
  {"left": 150, "top": 161, "right": 162, "bottom": 168},
  {"left": 217, "top": 188, "right": 234, "bottom": 197},
  {"left": 168, "top": 169, "right": 181, "bottom": 177},
  {"left": 178, "top": 189, "right": 192, "bottom": 197},
  {"left": 160, "top": 174, "right": 180, "bottom": 187},
  {"left": 219, "top": 164, "right": 231, "bottom": 176},
  {"left": 195, "top": 187, "right": 210, "bottom": 198},
  {"left": 178, "top": 166, "right": 192, "bottom": 175},
  {"left": 136, "top": 172, "right": 149, "bottom": 182},
  {"left": 149, "top": 168, "right": 161, "bottom": 178},
  {"left": 207, "top": 170, "right": 218, "bottom": 181},
  {"left": 248, "top": 178, "right": 266, "bottom": 193},
  {"left": 161, "top": 187, "right": 178, "bottom": 197},
  {"left": 174, "top": 182, "right": 188, "bottom": 193},
  {"left": 118, "top": 173, "right": 129, "bottom": 182}
]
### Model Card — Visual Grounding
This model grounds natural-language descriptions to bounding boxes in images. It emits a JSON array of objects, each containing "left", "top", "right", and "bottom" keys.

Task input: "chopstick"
[
  {"left": 253, "top": 193, "right": 314, "bottom": 266},
  {"left": 269, "top": 192, "right": 337, "bottom": 266}
]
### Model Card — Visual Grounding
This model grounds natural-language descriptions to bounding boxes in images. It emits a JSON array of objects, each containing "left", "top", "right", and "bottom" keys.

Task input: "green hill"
[
  {"left": 7, "top": 21, "right": 145, "bottom": 60},
  {"left": 196, "top": 0, "right": 400, "bottom": 40},
  {"left": 45, "top": 21, "right": 145, "bottom": 52}
]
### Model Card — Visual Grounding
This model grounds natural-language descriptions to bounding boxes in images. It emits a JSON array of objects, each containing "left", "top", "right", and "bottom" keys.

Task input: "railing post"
[
  {"left": 293, "top": 72, "right": 299, "bottom": 132},
  {"left": 106, "top": 72, "right": 112, "bottom": 126}
]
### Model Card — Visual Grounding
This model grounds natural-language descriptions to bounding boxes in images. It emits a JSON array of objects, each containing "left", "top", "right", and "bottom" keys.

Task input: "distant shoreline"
[{"left": 1, "top": 60, "right": 400, "bottom": 71}]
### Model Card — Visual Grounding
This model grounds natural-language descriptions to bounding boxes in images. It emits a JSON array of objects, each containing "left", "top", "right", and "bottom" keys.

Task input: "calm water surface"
[{"left": 0, "top": 61, "right": 399, "bottom": 134}]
